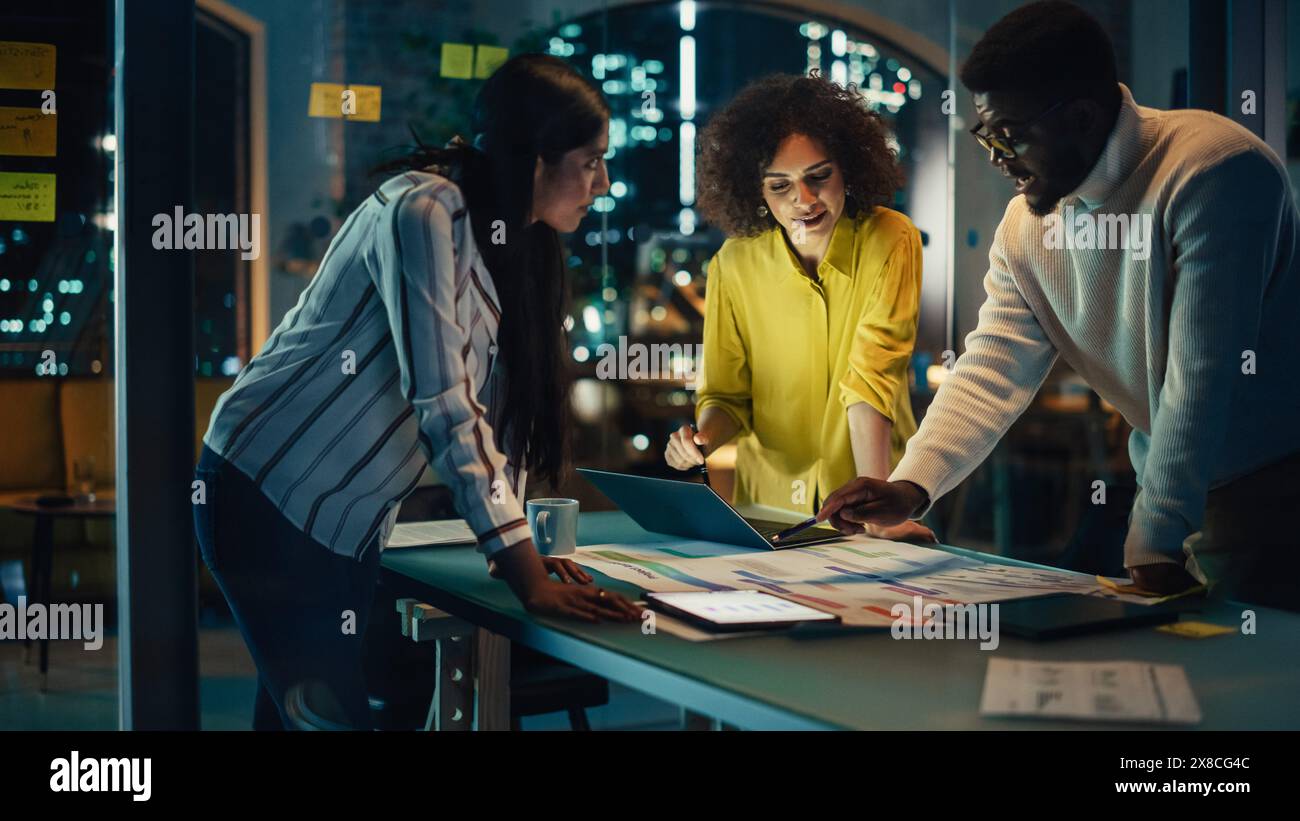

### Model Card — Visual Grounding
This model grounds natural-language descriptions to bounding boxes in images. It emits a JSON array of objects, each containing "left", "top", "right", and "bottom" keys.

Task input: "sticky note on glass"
[
  {"left": 0, "top": 106, "right": 56, "bottom": 156},
  {"left": 308, "top": 82, "right": 346, "bottom": 118},
  {"left": 0, "top": 171, "right": 56, "bottom": 221},
  {"left": 342, "top": 84, "right": 381, "bottom": 121},
  {"left": 0, "top": 41, "right": 55, "bottom": 90},
  {"left": 308, "top": 82, "right": 381, "bottom": 121},
  {"left": 440, "top": 43, "right": 474, "bottom": 79},
  {"left": 474, "top": 45, "right": 508, "bottom": 78},
  {"left": 1156, "top": 621, "right": 1236, "bottom": 639}
]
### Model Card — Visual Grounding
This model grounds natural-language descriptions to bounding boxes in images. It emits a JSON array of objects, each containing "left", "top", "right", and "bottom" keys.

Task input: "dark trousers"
[{"left": 194, "top": 444, "right": 383, "bottom": 729}]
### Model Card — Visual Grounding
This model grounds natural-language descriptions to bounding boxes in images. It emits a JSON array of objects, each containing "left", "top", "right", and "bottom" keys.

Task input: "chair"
[
  {"left": 509, "top": 644, "right": 608, "bottom": 731},
  {"left": 283, "top": 680, "right": 355, "bottom": 731}
]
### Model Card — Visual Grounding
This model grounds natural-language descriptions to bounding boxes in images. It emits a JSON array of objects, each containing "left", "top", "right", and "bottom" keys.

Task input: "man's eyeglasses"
[{"left": 969, "top": 99, "right": 1068, "bottom": 161}]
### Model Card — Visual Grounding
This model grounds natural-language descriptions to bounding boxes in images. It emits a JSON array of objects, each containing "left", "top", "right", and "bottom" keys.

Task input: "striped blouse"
[{"left": 202, "top": 170, "right": 531, "bottom": 561}]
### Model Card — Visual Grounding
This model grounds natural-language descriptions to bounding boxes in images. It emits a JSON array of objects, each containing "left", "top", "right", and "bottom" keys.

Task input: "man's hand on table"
[
  {"left": 865, "top": 520, "right": 938, "bottom": 543},
  {"left": 1128, "top": 562, "right": 1200, "bottom": 595}
]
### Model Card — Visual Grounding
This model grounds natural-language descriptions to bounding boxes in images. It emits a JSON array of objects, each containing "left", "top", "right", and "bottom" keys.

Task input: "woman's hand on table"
[
  {"left": 490, "top": 541, "right": 641, "bottom": 623},
  {"left": 522, "top": 580, "right": 643, "bottom": 623},
  {"left": 489, "top": 555, "right": 592, "bottom": 584}
]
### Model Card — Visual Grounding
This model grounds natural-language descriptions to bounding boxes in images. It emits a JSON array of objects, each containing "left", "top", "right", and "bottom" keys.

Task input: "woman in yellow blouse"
[{"left": 665, "top": 73, "right": 933, "bottom": 542}]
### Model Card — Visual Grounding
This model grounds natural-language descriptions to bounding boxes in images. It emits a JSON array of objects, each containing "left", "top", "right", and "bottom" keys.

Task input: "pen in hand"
[{"left": 770, "top": 516, "right": 819, "bottom": 544}]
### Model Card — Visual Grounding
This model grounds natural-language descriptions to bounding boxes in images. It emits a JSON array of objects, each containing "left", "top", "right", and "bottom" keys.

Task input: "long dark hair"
[{"left": 373, "top": 54, "right": 608, "bottom": 485}]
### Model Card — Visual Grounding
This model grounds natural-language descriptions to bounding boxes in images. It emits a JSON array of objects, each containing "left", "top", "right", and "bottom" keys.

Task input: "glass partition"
[{"left": 0, "top": 1, "right": 118, "bottom": 726}]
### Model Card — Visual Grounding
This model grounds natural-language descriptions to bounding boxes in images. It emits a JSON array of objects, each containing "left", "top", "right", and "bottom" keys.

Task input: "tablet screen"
[{"left": 649, "top": 590, "right": 837, "bottom": 625}]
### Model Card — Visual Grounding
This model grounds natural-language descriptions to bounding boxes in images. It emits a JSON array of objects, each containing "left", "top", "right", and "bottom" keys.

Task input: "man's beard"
[
  {"left": 1025, "top": 150, "right": 1097, "bottom": 217},
  {"left": 1025, "top": 190, "right": 1065, "bottom": 217}
]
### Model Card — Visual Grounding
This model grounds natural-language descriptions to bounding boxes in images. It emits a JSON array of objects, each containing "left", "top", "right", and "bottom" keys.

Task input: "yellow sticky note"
[
  {"left": 0, "top": 41, "right": 56, "bottom": 90},
  {"left": 343, "top": 84, "right": 381, "bottom": 122},
  {"left": 308, "top": 82, "right": 346, "bottom": 118},
  {"left": 0, "top": 106, "right": 56, "bottom": 156},
  {"left": 474, "top": 45, "right": 508, "bottom": 79},
  {"left": 440, "top": 42, "right": 474, "bottom": 79},
  {"left": 308, "top": 82, "right": 381, "bottom": 121},
  {"left": 0, "top": 171, "right": 56, "bottom": 221},
  {"left": 1157, "top": 621, "right": 1236, "bottom": 639}
]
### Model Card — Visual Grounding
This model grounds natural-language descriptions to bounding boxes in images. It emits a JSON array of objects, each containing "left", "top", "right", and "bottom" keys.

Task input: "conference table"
[{"left": 380, "top": 510, "right": 1300, "bottom": 730}]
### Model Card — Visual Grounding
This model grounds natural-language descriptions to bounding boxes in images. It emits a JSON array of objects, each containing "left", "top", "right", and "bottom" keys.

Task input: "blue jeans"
[{"left": 194, "top": 444, "right": 383, "bottom": 729}]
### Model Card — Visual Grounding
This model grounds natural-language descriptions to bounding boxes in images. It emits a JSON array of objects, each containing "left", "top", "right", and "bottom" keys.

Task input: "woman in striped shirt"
[{"left": 194, "top": 55, "right": 640, "bottom": 730}]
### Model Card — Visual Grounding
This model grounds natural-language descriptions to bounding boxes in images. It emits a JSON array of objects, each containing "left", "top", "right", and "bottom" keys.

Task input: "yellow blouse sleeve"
[
  {"left": 839, "top": 225, "right": 922, "bottom": 422},
  {"left": 695, "top": 252, "right": 753, "bottom": 434}
]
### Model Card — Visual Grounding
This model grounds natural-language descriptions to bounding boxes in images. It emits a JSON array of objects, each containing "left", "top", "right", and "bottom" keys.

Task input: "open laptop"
[{"left": 577, "top": 468, "right": 843, "bottom": 551}]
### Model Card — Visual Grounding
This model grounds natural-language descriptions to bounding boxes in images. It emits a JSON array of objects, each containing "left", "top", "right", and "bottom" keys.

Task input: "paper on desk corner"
[
  {"left": 979, "top": 658, "right": 1201, "bottom": 725},
  {"left": 385, "top": 519, "right": 476, "bottom": 549}
]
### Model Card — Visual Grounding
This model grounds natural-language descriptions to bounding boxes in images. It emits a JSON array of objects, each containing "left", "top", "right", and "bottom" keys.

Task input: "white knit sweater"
[{"left": 892, "top": 84, "right": 1300, "bottom": 567}]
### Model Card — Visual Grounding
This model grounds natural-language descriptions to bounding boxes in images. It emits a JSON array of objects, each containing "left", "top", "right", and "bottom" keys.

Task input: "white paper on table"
[
  {"left": 385, "top": 519, "right": 476, "bottom": 549},
  {"left": 979, "top": 658, "right": 1201, "bottom": 724}
]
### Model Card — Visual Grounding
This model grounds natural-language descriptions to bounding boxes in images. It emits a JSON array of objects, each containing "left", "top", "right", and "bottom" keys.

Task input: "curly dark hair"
[
  {"left": 960, "top": 1, "right": 1118, "bottom": 108},
  {"left": 696, "top": 72, "right": 903, "bottom": 237}
]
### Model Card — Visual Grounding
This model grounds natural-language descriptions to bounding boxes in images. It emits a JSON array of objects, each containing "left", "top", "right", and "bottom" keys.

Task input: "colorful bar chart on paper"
[{"left": 574, "top": 538, "right": 1113, "bottom": 626}]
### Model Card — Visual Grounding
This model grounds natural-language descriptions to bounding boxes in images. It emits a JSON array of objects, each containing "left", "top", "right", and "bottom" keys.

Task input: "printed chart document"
[
  {"left": 385, "top": 519, "right": 476, "bottom": 549},
  {"left": 979, "top": 659, "right": 1202, "bottom": 724},
  {"left": 572, "top": 538, "right": 1118, "bottom": 626}
]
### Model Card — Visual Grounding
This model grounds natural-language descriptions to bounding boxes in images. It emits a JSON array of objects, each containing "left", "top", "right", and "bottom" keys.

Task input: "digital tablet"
[
  {"left": 644, "top": 590, "right": 840, "bottom": 632},
  {"left": 997, "top": 593, "right": 1184, "bottom": 639}
]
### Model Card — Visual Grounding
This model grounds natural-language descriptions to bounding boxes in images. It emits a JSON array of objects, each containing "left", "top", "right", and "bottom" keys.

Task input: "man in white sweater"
[{"left": 819, "top": 1, "right": 1300, "bottom": 608}]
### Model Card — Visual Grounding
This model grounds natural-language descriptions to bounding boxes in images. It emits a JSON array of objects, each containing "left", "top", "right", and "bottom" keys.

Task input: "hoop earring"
[{"left": 757, "top": 204, "right": 769, "bottom": 218}]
